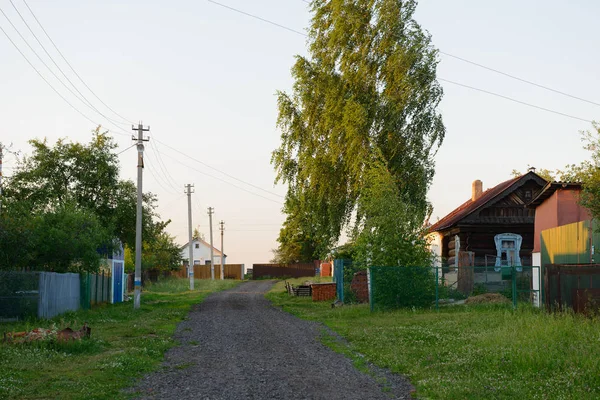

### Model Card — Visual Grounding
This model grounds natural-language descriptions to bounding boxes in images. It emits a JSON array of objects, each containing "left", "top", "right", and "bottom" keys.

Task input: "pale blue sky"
[{"left": 1, "top": 1, "right": 597, "bottom": 266}]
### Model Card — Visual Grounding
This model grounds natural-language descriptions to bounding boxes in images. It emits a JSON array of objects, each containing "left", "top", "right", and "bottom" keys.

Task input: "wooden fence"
[
  {"left": 193, "top": 264, "right": 244, "bottom": 280},
  {"left": 252, "top": 263, "right": 316, "bottom": 279}
]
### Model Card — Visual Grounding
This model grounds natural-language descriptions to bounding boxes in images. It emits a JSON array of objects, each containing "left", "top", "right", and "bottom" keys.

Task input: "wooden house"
[{"left": 428, "top": 170, "right": 547, "bottom": 267}]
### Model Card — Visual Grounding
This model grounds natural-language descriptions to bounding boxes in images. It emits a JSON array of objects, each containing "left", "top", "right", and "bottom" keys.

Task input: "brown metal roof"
[{"left": 429, "top": 171, "right": 546, "bottom": 232}]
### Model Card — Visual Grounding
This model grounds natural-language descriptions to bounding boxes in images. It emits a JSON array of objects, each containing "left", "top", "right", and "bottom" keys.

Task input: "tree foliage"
[
  {"left": 5, "top": 128, "right": 159, "bottom": 251},
  {"left": 1, "top": 127, "right": 179, "bottom": 272},
  {"left": 510, "top": 165, "right": 587, "bottom": 183},
  {"left": 273, "top": 0, "right": 444, "bottom": 262},
  {"left": 577, "top": 122, "right": 600, "bottom": 220},
  {"left": 0, "top": 202, "right": 111, "bottom": 272},
  {"left": 353, "top": 156, "right": 433, "bottom": 267}
]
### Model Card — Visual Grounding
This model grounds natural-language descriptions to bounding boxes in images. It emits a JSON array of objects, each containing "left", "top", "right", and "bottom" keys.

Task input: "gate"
[{"left": 333, "top": 259, "right": 345, "bottom": 302}]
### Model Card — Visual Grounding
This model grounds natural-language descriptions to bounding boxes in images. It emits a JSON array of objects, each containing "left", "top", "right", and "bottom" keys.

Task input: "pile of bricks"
[
  {"left": 351, "top": 271, "right": 369, "bottom": 303},
  {"left": 311, "top": 283, "right": 337, "bottom": 302}
]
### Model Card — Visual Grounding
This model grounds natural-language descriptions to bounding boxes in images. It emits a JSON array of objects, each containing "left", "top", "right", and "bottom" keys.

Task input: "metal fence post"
[
  {"left": 512, "top": 266, "right": 517, "bottom": 309},
  {"left": 368, "top": 268, "right": 374, "bottom": 312},
  {"left": 435, "top": 266, "right": 439, "bottom": 311}
]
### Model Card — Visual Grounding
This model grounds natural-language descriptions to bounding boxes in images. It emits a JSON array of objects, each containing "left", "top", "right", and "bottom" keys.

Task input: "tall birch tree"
[{"left": 273, "top": 0, "right": 445, "bottom": 262}]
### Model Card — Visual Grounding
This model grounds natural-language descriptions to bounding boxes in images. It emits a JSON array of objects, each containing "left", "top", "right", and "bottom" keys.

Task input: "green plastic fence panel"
[
  {"left": 80, "top": 273, "right": 91, "bottom": 310},
  {"left": 369, "top": 266, "right": 436, "bottom": 310}
]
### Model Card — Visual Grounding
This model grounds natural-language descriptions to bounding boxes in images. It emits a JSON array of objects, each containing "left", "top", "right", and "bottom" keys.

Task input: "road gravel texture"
[{"left": 130, "top": 280, "right": 413, "bottom": 399}]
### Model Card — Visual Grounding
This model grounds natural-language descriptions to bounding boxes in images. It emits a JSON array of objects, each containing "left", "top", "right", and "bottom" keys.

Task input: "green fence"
[
  {"left": 368, "top": 266, "right": 436, "bottom": 310},
  {"left": 80, "top": 271, "right": 112, "bottom": 310},
  {"left": 332, "top": 259, "right": 370, "bottom": 304},
  {"left": 366, "top": 265, "right": 542, "bottom": 311}
]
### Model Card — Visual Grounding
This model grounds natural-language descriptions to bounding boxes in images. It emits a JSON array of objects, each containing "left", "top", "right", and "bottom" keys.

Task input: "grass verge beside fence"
[
  {"left": 267, "top": 281, "right": 600, "bottom": 399},
  {"left": 0, "top": 278, "right": 239, "bottom": 400}
]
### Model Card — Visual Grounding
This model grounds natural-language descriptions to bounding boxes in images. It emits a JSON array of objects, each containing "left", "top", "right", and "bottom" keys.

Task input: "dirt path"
[{"left": 130, "top": 281, "right": 413, "bottom": 399}]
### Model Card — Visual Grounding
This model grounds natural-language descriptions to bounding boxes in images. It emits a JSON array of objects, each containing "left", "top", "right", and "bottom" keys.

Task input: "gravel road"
[{"left": 130, "top": 280, "right": 413, "bottom": 399}]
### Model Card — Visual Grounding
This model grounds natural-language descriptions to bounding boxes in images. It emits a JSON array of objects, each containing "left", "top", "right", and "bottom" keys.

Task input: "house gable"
[
  {"left": 430, "top": 171, "right": 547, "bottom": 233},
  {"left": 466, "top": 179, "right": 544, "bottom": 224}
]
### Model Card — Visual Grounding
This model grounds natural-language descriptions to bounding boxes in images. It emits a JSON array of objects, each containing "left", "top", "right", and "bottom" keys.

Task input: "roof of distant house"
[
  {"left": 429, "top": 171, "right": 546, "bottom": 232},
  {"left": 527, "top": 181, "right": 583, "bottom": 208},
  {"left": 180, "top": 238, "right": 225, "bottom": 256}
]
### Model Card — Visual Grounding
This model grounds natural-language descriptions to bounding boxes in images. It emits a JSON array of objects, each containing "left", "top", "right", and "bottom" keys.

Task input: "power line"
[
  {"left": 153, "top": 138, "right": 285, "bottom": 199},
  {"left": 305, "top": 0, "right": 600, "bottom": 106},
  {"left": 211, "top": 0, "right": 596, "bottom": 122},
  {"left": 8, "top": 0, "right": 128, "bottom": 127},
  {"left": 116, "top": 143, "right": 137, "bottom": 155},
  {"left": 438, "top": 78, "right": 593, "bottom": 123},
  {"left": 146, "top": 159, "right": 179, "bottom": 195},
  {"left": 148, "top": 141, "right": 181, "bottom": 193},
  {"left": 154, "top": 147, "right": 284, "bottom": 205},
  {"left": 0, "top": 22, "right": 129, "bottom": 138},
  {"left": 207, "top": 0, "right": 307, "bottom": 36},
  {"left": 20, "top": 0, "right": 135, "bottom": 125},
  {"left": 439, "top": 52, "right": 600, "bottom": 108},
  {"left": 0, "top": 6, "right": 131, "bottom": 136},
  {"left": 144, "top": 147, "right": 180, "bottom": 194}
]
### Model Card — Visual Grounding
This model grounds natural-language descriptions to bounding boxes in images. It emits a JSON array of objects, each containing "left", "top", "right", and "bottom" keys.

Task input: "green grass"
[
  {"left": 0, "top": 278, "right": 239, "bottom": 400},
  {"left": 278, "top": 276, "right": 333, "bottom": 285},
  {"left": 267, "top": 280, "right": 600, "bottom": 399}
]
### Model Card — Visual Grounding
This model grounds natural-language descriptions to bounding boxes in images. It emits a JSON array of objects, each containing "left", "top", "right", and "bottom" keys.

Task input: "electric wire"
[
  {"left": 148, "top": 140, "right": 181, "bottom": 193},
  {"left": 154, "top": 138, "right": 285, "bottom": 199},
  {"left": 20, "top": 0, "right": 135, "bottom": 125},
  {"left": 144, "top": 147, "right": 180, "bottom": 194},
  {"left": 0, "top": 6, "right": 131, "bottom": 136},
  {"left": 305, "top": 0, "right": 600, "bottom": 107},
  {"left": 0, "top": 22, "right": 130, "bottom": 138},
  {"left": 154, "top": 147, "right": 284, "bottom": 205},
  {"left": 209, "top": 0, "right": 596, "bottom": 122},
  {"left": 207, "top": 0, "right": 307, "bottom": 36},
  {"left": 145, "top": 156, "right": 179, "bottom": 195},
  {"left": 439, "top": 52, "right": 600, "bottom": 108},
  {"left": 115, "top": 143, "right": 136, "bottom": 155},
  {"left": 439, "top": 78, "right": 593, "bottom": 123},
  {"left": 9, "top": 0, "right": 128, "bottom": 127}
]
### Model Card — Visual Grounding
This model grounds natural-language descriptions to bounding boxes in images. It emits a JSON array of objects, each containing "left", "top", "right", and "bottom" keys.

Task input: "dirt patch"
[{"left": 465, "top": 293, "right": 510, "bottom": 305}]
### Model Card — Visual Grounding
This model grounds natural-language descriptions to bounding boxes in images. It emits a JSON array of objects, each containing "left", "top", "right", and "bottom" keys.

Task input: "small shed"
[{"left": 107, "top": 243, "right": 126, "bottom": 303}]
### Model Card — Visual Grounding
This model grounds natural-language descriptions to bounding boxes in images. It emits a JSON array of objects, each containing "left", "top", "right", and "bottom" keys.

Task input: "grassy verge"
[
  {"left": 267, "top": 280, "right": 600, "bottom": 399},
  {"left": 0, "top": 278, "right": 239, "bottom": 400}
]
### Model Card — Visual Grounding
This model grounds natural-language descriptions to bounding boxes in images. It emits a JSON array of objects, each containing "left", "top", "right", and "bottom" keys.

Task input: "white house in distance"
[{"left": 180, "top": 238, "right": 225, "bottom": 266}]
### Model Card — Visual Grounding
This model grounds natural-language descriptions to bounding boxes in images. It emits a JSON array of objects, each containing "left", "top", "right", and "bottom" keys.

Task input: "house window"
[
  {"left": 524, "top": 190, "right": 532, "bottom": 200},
  {"left": 195, "top": 243, "right": 200, "bottom": 249},
  {"left": 193, "top": 260, "right": 201, "bottom": 265}
]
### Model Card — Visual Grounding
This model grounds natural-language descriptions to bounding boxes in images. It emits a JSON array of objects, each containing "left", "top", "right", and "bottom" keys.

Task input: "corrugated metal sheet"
[{"left": 541, "top": 220, "right": 594, "bottom": 266}]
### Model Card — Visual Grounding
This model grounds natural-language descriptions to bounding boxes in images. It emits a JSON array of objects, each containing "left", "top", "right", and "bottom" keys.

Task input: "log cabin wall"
[
  {"left": 440, "top": 181, "right": 544, "bottom": 267},
  {"left": 431, "top": 172, "right": 547, "bottom": 268}
]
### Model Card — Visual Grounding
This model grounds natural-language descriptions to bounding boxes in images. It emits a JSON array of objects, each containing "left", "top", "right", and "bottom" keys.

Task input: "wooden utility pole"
[
  {"left": 132, "top": 123, "right": 149, "bottom": 310},
  {"left": 219, "top": 220, "right": 225, "bottom": 280},
  {"left": 185, "top": 184, "right": 195, "bottom": 290},
  {"left": 208, "top": 207, "right": 215, "bottom": 280}
]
